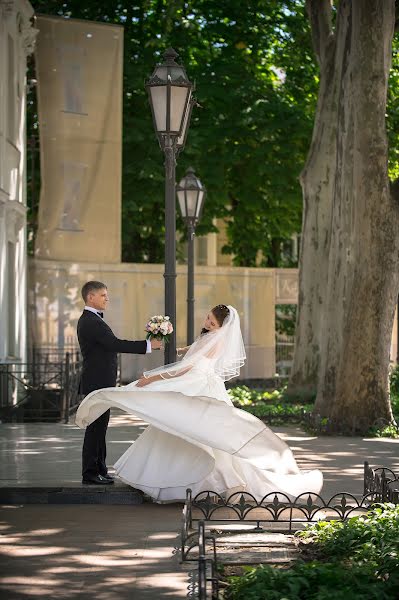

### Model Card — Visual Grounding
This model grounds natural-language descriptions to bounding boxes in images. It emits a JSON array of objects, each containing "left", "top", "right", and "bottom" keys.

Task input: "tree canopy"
[
  {"left": 28, "top": 0, "right": 319, "bottom": 266},
  {"left": 28, "top": 1, "right": 399, "bottom": 267}
]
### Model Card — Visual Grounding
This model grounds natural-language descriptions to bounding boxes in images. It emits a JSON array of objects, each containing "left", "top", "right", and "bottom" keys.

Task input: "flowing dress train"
[{"left": 75, "top": 357, "right": 323, "bottom": 502}]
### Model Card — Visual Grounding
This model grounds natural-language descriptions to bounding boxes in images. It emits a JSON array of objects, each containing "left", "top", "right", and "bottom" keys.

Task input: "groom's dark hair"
[{"left": 81, "top": 281, "right": 107, "bottom": 302}]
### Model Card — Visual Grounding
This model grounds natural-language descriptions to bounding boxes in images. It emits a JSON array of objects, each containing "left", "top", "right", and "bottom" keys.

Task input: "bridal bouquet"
[{"left": 145, "top": 315, "right": 173, "bottom": 343}]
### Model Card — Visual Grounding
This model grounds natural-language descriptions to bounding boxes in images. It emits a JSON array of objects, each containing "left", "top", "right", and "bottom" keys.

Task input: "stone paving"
[
  {"left": 1, "top": 410, "right": 399, "bottom": 599},
  {"left": 0, "top": 503, "right": 187, "bottom": 600}
]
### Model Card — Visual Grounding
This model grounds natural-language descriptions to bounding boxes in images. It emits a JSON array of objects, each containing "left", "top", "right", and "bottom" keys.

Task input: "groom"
[{"left": 77, "top": 280, "right": 161, "bottom": 485}]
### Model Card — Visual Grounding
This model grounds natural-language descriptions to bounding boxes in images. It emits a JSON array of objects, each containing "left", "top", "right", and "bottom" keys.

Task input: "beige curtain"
[{"left": 34, "top": 15, "right": 123, "bottom": 263}]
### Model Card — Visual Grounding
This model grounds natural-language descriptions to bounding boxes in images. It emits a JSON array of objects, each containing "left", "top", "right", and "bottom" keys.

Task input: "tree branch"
[
  {"left": 306, "top": 0, "right": 333, "bottom": 66},
  {"left": 395, "top": 0, "right": 399, "bottom": 32}
]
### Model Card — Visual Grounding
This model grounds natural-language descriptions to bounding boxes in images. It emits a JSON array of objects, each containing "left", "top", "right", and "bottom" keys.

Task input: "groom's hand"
[{"left": 150, "top": 339, "right": 162, "bottom": 350}]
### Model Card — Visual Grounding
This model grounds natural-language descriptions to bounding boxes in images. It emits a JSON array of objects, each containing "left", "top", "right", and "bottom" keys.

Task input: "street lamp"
[
  {"left": 146, "top": 48, "right": 194, "bottom": 364},
  {"left": 176, "top": 167, "right": 206, "bottom": 345}
]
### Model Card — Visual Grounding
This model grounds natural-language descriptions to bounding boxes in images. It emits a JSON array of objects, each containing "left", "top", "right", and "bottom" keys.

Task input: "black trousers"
[{"left": 82, "top": 409, "right": 110, "bottom": 479}]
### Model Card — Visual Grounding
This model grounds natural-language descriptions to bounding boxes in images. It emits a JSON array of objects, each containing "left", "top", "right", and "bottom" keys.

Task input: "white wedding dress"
[{"left": 76, "top": 308, "right": 323, "bottom": 502}]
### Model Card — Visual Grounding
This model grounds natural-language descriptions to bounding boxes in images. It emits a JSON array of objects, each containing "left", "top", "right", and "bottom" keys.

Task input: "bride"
[{"left": 75, "top": 305, "right": 323, "bottom": 502}]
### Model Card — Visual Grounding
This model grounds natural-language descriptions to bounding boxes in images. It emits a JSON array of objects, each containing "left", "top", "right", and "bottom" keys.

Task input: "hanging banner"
[{"left": 35, "top": 15, "right": 123, "bottom": 263}]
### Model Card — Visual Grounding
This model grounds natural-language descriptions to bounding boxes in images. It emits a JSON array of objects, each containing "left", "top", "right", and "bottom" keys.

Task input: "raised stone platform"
[
  {"left": 0, "top": 482, "right": 144, "bottom": 505},
  {"left": 1, "top": 413, "right": 399, "bottom": 504}
]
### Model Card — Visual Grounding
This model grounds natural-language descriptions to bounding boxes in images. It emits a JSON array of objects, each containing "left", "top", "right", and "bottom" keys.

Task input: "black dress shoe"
[
  {"left": 101, "top": 474, "right": 115, "bottom": 481},
  {"left": 82, "top": 475, "right": 114, "bottom": 485}
]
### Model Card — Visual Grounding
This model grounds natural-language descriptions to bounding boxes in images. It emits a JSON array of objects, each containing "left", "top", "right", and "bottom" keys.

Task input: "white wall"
[{"left": 0, "top": 0, "right": 37, "bottom": 361}]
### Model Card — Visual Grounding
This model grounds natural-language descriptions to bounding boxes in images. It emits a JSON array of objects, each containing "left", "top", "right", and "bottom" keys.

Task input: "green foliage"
[
  {"left": 28, "top": 0, "right": 317, "bottom": 266},
  {"left": 297, "top": 504, "right": 399, "bottom": 578},
  {"left": 26, "top": 2, "right": 399, "bottom": 266},
  {"left": 229, "top": 385, "right": 284, "bottom": 406},
  {"left": 387, "top": 38, "right": 399, "bottom": 180},
  {"left": 370, "top": 367, "right": 399, "bottom": 438},
  {"left": 276, "top": 304, "right": 297, "bottom": 337},
  {"left": 372, "top": 422, "right": 399, "bottom": 439},
  {"left": 227, "top": 561, "right": 399, "bottom": 600},
  {"left": 227, "top": 504, "right": 399, "bottom": 599},
  {"left": 229, "top": 385, "right": 313, "bottom": 423},
  {"left": 230, "top": 380, "right": 398, "bottom": 434},
  {"left": 389, "top": 364, "right": 399, "bottom": 397},
  {"left": 242, "top": 402, "right": 312, "bottom": 421},
  {"left": 229, "top": 384, "right": 315, "bottom": 406}
]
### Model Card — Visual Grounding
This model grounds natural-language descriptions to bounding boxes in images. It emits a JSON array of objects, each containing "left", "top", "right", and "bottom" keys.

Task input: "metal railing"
[
  {"left": 364, "top": 461, "right": 399, "bottom": 502},
  {"left": 275, "top": 335, "right": 295, "bottom": 377},
  {"left": 182, "top": 462, "right": 399, "bottom": 599},
  {"left": 30, "top": 345, "right": 81, "bottom": 366},
  {"left": 0, "top": 352, "right": 82, "bottom": 423},
  {"left": 197, "top": 520, "right": 218, "bottom": 600},
  {"left": 181, "top": 489, "right": 376, "bottom": 563}
]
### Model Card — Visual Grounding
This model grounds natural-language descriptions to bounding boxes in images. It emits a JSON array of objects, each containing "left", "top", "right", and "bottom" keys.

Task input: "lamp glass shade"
[
  {"left": 196, "top": 189, "right": 205, "bottom": 218},
  {"left": 170, "top": 86, "right": 191, "bottom": 133},
  {"left": 149, "top": 85, "right": 167, "bottom": 132},
  {"left": 186, "top": 190, "right": 199, "bottom": 218},
  {"left": 177, "top": 189, "right": 188, "bottom": 218},
  {"left": 147, "top": 50, "right": 193, "bottom": 137},
  {"left": 177, "top": 169, "right": 206, "bottom": 222},
  {"left": 177, "top": 97, "right": 192, "bottom": 148}
]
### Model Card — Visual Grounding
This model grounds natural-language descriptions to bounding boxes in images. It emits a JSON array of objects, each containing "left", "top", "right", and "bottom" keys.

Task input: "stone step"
[
  {"left": 0, "top": 484, "right": 145, "bottom": 505},
  {"left": 186, "top": 531, "right": 299, "bottom": 566}
]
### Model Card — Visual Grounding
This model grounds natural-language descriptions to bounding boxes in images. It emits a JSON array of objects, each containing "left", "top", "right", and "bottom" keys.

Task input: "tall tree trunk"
[
  {"left": 290, "top": 0, "right": 346, "bottom": 392},
  {"left": 291, "top": 0, "right": 399, "bottom": 433}
]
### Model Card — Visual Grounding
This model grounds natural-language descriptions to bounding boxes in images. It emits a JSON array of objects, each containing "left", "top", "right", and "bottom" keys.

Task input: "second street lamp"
[
  {"left": 146, "top": 48, "right": 194, "bottom": 364},
  {"left": 176, "top": 167, "right": 206, "bottom": 345}
]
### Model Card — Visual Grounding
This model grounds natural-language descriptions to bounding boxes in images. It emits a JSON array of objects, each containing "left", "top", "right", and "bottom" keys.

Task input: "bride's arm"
[
  {"left": 136, "top": 365, "right": 192, "bottom": 387},
  {"left": 177, "top": 345, "right": 190, "bottom": 357}
]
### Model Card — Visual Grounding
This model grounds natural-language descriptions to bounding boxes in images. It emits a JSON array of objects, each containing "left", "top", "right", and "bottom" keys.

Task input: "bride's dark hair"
[{"left": 201, "top": 304, "right": 230, "bottom": 334}]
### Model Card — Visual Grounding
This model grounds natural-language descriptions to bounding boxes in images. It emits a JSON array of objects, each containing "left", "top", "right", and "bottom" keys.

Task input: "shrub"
[
  {"left": 227, "top": 504, "right": 399, "bottom": 599},
  {"left": 297, "top": 503, "right": 399, "bottom": 577},
  {"left": 227, "top": 561, "right": 399, "bottom": 600}
]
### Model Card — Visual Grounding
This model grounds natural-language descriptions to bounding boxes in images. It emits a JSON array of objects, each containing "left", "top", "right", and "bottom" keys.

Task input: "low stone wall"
[{"left": 29, "top": 260, "right": 301, "bottom": 380}]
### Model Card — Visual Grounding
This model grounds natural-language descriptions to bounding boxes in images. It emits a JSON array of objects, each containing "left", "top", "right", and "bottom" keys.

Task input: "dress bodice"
[{"left": 191, "top": 356, "right": 217, "bottom": 375}]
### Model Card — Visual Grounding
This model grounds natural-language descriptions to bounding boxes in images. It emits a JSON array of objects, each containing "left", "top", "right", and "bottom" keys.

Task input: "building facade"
[{"left": 0, "top": 0, "right": 37, "bottom": 361}]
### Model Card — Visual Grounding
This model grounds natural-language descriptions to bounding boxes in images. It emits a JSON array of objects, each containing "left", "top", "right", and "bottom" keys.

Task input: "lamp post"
[
  {"left": 176, "top": 167, "right": 206, "bottom": 345},
  {"left": 146, "top": 48, "right": 194, "bottom": 364}
]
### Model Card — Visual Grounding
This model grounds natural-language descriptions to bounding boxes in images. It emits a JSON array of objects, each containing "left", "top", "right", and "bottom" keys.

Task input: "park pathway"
[{"left": 0, "top": 411, "right": 398, "bottom": 599}]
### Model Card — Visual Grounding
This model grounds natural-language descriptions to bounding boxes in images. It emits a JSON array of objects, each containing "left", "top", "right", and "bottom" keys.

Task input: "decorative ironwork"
[
  {"left": 181, "top": 488, "right": 380, "bottom": 562},
  {"left": 0, "top": 354, "right": 82, "bottom": 423},
  {"left": 186, "top": 466, "right": 399, "bottom": 599},
  {"left": 364, "top": 461, "right": 399, "bottom": 502},
  {"left": 197, "top": 521, "right": 219, "bottom": 600}
]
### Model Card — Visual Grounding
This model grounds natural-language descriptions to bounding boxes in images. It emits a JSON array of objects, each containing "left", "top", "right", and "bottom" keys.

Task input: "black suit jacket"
[{"left": 77, "top": 310, "right": 147, "bottom": 394}]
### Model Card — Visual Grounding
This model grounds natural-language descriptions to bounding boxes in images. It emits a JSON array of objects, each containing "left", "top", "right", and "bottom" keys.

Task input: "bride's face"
[{"left": 203, "top": 311, "right": 221, "bottom": 332}]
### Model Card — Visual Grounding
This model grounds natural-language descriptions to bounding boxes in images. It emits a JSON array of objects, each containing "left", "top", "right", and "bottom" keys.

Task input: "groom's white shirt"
[{"left": 84, "top": 306, "right": 152, "bottom": 353}]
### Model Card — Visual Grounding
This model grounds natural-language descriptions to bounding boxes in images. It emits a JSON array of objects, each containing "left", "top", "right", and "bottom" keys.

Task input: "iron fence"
[
  {"left": 182, "top": 462, "right": 399, "bottom": 599},
  {"left": 181, "top": 488, "right": 378, "bottom": 564},
  {"left": 0, "top": 352, "right": 82, "bottom": 423},
  {"left": 197, "top": 521, "right": 218, "bottom": 600},
  {"left": 0, "top": 346, "right": 124, "bottom": 423},
  {"left": 275, "top": 335, "right": 294, "bottom": 377},
  {"left": 30, "top": 345, "right": 81, "bottom": 366},
  {"left": 364, "top": 461, "right": 399, "bottom": 501}
]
